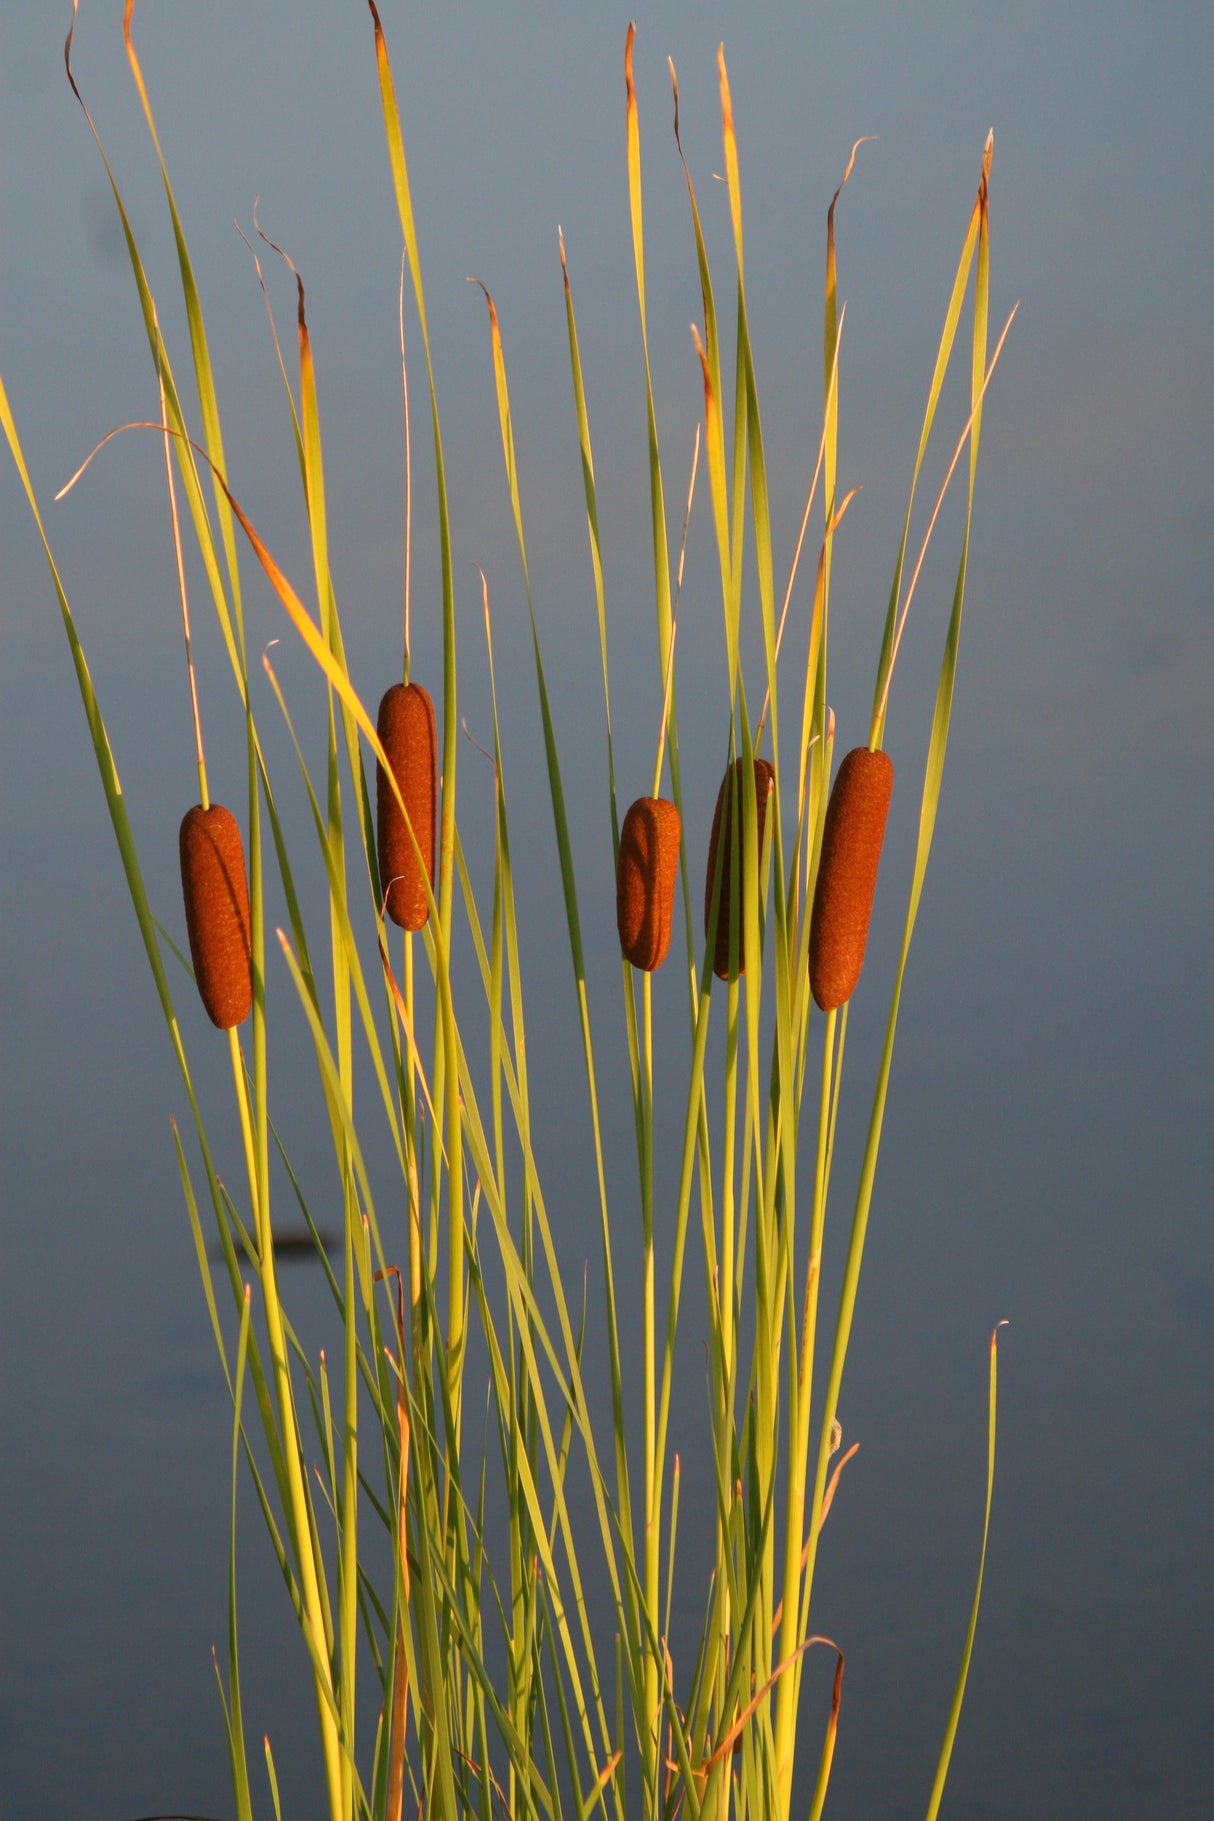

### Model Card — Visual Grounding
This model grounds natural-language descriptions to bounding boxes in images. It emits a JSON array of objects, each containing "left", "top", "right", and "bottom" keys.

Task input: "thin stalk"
[
  {"left": 771, "top": 1009, "right": 836, "bottom": 1800},
  {"left": 156, "top": 325, "right": 207, "bottom": 808},
  {"left": 924, "top": 1324, "right": 1006, "bottom": 1821},
  {"left": 399, "top": 251, "right": 413, "bottom": 678},
  {"left": 228, "top": 1032, "right": 344, "bottom": 1820},
  {"left": 641, "top": 967, "right": 660, "bottom": 1783}
]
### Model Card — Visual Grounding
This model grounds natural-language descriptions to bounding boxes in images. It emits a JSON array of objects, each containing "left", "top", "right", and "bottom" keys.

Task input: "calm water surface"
[{"left": 2, "top": 4, "right": 1212, "bottom": 1817}]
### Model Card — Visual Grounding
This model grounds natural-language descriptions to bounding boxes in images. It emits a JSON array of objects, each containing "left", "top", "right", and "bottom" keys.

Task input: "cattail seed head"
[
  {"left": 179, "top": 803, "right": 252, "bottom": 1029},
  {"left": 617, "top": 796, "right": 681, "bottom": 972},
  {"left": 704, "top": 757, "right": 775, "bottom": 980},
  {"left": 376, "top": 681, "right": 437, "bottom": 930},
  {"left": 809, "top": 746, "right": 894, "bottom": 1011}
]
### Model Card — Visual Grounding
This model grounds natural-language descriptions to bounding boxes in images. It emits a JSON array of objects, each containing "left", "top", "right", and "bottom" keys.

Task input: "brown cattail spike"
[
  {"left": 617, "top": 796, "right": 681, "bottom": 972},
  {"left": 809, "top": 746, "right": 894, "bottom": 1011},
  {"left": 179, "top": 803, "right": 253, "bottom": 1029},
  {"left": 704, "top": 757, "right": 775, "bottom": 980},
  {"left": 377, "top": 681, "right": 437, "bottom": 931}
]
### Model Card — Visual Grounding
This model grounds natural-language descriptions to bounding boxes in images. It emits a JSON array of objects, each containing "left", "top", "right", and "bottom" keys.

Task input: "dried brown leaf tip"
[
  {"left": 704, "top": 757, "right": 775, "bottom": 980},
  {"left": 617, "top": 795, "right": 681, "bottom": 972},
  {"left": 377, "top": 681, "right": 438, "bottom": 931},
  {"left": 179, "top": 803, "right": 252, "bottom": 1028},
  {"left": 809, "top": 746, "right": 894, "bottom": 1011}
]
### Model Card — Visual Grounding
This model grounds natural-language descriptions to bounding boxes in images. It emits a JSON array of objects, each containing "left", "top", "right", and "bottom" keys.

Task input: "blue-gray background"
[{"left": 2, "top": 3, "right": 1211, "bottom": 1817}]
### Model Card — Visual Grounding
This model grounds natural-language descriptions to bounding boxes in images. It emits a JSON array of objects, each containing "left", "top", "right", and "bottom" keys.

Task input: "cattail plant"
[
  {"left": 809, "top": 745, "right": 894, "bottom": 1010},
  {"left": 376, "top": 678, "right": 437, "bottom": 929},
  {"left": 617, "top": 793, "right": 681, "bottom": 971},
  {"left": 703, "top": 755, "right": 775, "bottom": 979},
  {"left": 179, "top": 802, "right": 253, "bottom": 1028}
]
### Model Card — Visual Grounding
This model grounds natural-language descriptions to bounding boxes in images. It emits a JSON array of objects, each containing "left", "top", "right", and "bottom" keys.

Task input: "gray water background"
[{"left": 2, "top": 2, "right": 1212, "bottom": 1816}]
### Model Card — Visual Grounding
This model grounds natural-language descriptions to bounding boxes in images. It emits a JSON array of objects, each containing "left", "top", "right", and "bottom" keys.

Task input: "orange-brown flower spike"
[
  {"left": 809, "top": 747, "right": 894, "bottom": 1011},
  {"left": 704, "top": 758, "right": 775, "bottom": 980},
  {"left": 617, "top": 796, "right": 681, "bottom": 972},
  {"left": 179, "top": 803, "right": 253, "bottom": 1029},
  {"left": 376, "top": 681, "right": 437, "bottom": 931}
]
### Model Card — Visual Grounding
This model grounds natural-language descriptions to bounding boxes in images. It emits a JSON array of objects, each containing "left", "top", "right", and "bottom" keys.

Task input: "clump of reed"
[{"left": 1, "top": 10, "right": 1014, "bottom": 1821}]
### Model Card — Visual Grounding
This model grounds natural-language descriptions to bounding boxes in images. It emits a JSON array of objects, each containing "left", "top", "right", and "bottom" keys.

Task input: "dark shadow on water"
[{"left": 207, "top": 1227, "right": 339, "bottom": 1265}]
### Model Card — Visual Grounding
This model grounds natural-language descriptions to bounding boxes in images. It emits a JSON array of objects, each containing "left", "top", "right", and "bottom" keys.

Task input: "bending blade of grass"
[
  {"left": 924, "top": 1323, "right": 1006, "bottom": 1821},
  {"left": 66, "top": 17, "right": 252, "bottom": 718},
  {"left": 121, "top": 2, "right": 244, "bottom": 633},
  {"left": 558, "top": 234, "right": 618, "bottom": 858},
  {"left": 870, "top": 135, "right": 992, "bottom": 748},
  {"left": 805, "top": 1649, "right": 844, "bottom": 1821}
]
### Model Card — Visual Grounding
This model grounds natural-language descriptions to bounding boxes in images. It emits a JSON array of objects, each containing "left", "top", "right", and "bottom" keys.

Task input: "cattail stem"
[
  {"left": 651, "top": 423, "right": 699, "bottom": 798},
  {"left": 398, "top": 250, "right": 413, "bottom": 678},
  {"left": 772, "top": 1003, "right": 837, "bottom": 1781},
  {"left": 642, "top": 971, "right": 659, "bottom": 1773},
  {"left": 155, "top": 319, "right": 208, "bottom": 809},
  {"left": 227, "top": 1029, "right": 343, "bottom": 1820}
]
